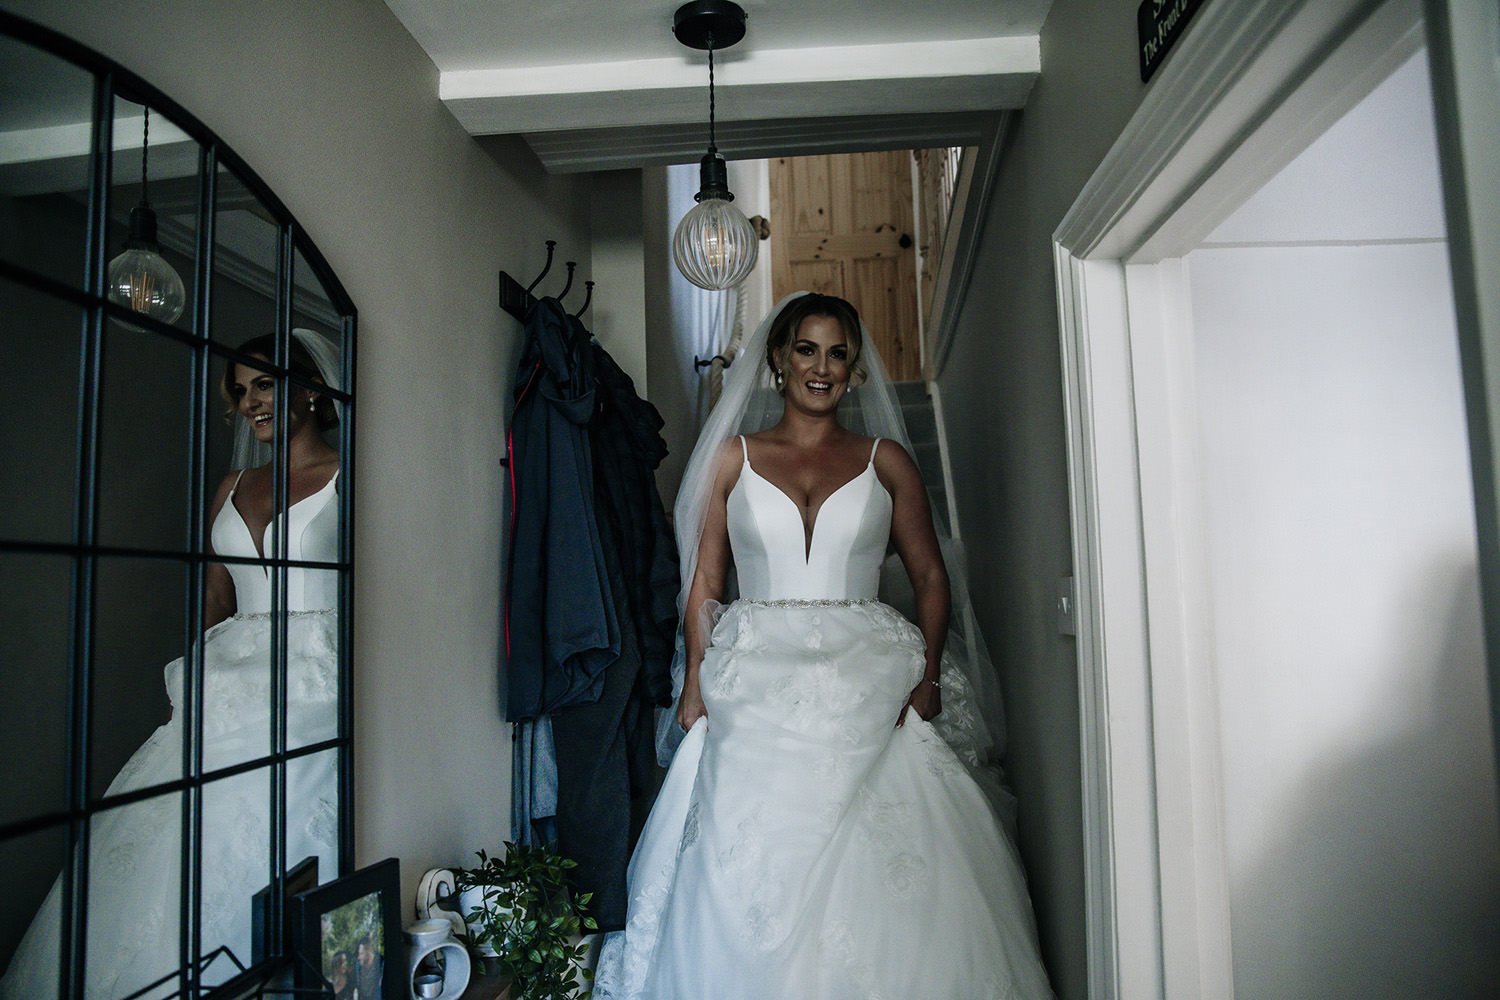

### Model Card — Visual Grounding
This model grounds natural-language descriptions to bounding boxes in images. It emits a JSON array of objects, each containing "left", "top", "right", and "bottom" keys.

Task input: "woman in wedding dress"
[
  {"left": 594, "top": 293, "right": 1054, "bottom": 999},
  {"left": 1, "top": 330, "right": 342, "bottom": 999}
]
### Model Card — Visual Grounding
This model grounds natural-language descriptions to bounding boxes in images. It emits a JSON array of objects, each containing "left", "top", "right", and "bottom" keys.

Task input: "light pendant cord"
[
  {"left": 707, "top": 39, "right": 717, "bottom": 153},
  {"left": 141, "top": 106, "right": 150, "bottom": 202}
]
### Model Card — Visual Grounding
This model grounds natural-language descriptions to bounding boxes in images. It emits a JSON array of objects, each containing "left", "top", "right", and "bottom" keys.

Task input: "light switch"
[{"left": 1057, "top": 576, "right": 1077, "bottom": 636}]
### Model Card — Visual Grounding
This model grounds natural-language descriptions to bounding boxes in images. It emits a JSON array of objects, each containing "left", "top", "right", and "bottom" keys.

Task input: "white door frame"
[
  {"left": 1052, "top": 1, "right": 1428, "bottom": 996},
  {"left": 1424, "top": 0, "right": 1500, "bottom": 789}
]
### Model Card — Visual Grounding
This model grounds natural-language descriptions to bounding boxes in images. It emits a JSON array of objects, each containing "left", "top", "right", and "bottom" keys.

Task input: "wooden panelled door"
[{"left": 769, "top": 151, "right": 922, "bottom": 381}]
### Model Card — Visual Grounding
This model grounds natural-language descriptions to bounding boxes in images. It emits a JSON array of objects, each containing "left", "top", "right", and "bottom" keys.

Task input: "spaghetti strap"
[
  {"left": 739, "top": 434, "right": 750, "bottom": 464},
  {"left": 868, "top": 437, "right": 881, "bottom": 462},
  {"left": 230, "top": 468, "right": 247, "bottom": 493}
]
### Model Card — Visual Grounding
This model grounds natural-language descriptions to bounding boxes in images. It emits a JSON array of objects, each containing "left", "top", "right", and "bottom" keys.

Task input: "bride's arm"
[
  {"left": 877, "top": 440, "right": 950, "bottom": 724},
  {"left": 677, "top": 440, "right": 741, "bottom": 731}
]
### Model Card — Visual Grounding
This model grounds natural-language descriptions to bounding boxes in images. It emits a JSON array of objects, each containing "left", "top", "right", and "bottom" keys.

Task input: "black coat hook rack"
[
  {"left": 574, "top": 280, "right": 595, "bottom": 319},
  {"left": 499, "top": 241, "right": 598, "bottom": 324}
]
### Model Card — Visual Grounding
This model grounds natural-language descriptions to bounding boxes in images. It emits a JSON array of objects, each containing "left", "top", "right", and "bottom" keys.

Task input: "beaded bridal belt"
[
  {"left": 225, "top": 609, "right": 334, "bottom": 622},
  {"left": 738, "top": 597, "right": 880, "bottom": 609}
]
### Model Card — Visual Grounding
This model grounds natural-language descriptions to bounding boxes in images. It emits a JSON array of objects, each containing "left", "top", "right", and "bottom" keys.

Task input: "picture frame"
[{"left": 290, "top": 858, "right": 404, "bottom": 999}]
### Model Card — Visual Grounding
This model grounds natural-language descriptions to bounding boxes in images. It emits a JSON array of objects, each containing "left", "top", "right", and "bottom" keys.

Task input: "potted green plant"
[{"left": 454, "top": 843, "right": 598, "bottom": 999}]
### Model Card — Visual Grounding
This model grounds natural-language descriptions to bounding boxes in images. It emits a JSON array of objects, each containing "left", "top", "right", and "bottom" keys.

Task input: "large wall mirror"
[{"left": 0, "top": 12, "right": 355, "bottom": 997}]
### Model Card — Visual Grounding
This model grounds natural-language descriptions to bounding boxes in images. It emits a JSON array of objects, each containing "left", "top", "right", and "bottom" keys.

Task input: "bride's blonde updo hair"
[{"left": 764, "top": 293, "right": 867, "bottom": 389}]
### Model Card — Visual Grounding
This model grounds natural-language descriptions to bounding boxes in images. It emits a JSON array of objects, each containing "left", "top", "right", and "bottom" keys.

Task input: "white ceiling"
[
  {"left": 382, "top": 0, "right": 1052, "bottom": 171},
  {"left": 385, "top": 0, "right": 1051, "bottom": 72}
]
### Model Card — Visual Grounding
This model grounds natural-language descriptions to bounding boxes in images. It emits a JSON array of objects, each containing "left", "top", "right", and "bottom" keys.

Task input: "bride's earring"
[{"left": 774, "top": 369, "right": 785, "bottom": 391}]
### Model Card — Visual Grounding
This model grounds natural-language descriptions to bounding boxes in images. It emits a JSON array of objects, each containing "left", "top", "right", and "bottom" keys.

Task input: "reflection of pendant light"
[
  {"left": 671, "top": 1, "right": 759, "bottom": 291},
  {"left": 106, "top": 108, "right": 186, "bottom": 325}
]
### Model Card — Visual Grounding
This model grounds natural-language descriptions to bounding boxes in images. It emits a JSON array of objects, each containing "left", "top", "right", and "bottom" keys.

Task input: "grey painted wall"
[
  {"left": 936, "top": 2, "right": 1153, "bottom": 996},
  {"left": 2, "top": 0, "right": 594, "bottom": 916},
  {"left": 643, "top": 165, "right": 697, "bottom": 506}
]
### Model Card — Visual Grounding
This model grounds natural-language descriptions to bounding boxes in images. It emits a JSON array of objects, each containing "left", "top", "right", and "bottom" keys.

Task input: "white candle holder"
[{"left": 405, "top": 918, "right": 471, "bottom": 1000}]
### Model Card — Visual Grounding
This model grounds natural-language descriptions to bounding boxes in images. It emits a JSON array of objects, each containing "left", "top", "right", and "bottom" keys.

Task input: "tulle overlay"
[
  {"left": 0, "top": 612, "right": 339, "bottom": 999},
  {"left": 595, "top": 600, "right": 1054, "bottom": 1000}
]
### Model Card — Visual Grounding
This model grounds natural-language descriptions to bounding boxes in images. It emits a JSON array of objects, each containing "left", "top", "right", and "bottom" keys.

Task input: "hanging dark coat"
[
  {"left": 588, "top": 343, "right": 679, "bottom": 704},
  {"left": 504, "top": 298, "right": 619, "bottom": 722},
  {"left": 550, "top": 326, "right": 681, "bottom": 932}
]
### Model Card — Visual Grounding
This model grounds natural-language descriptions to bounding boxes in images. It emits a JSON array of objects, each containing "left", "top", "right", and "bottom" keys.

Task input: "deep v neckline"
[
  {"left": 740, "top": 437, "right": 878, "bottom": 562},
  {"left": 228, "top": 471, "right": 338, "bottom": 568}
]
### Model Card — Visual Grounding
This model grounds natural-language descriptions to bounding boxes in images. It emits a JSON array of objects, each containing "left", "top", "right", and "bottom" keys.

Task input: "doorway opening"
[{"left": 1055, "top": 1, "right": 1500, "bottom": 996}]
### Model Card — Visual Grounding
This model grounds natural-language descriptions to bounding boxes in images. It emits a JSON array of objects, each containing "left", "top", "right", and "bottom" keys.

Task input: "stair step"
[
  {"left": 893, "top": 380, "right": 928, "bottom": 406},
  {"left": 900, "top": 410, "right": 936, "bottom": 449},
  {"left": 885, "top": 382, "right": 953, "bottom": 541},
  {"left": 913, "top": 439, "right": 942, "bottom": 478}
]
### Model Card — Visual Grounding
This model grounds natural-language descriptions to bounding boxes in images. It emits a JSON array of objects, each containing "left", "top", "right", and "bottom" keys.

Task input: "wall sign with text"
[{"left": 1138, "top": 0, "right": 1208, "bottom": 81}]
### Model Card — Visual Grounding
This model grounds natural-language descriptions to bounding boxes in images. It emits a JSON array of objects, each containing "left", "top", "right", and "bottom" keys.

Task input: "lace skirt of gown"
[
  {"left": 0, "top": 611, "right": 340, "bottom": 1000},
  {"left": 594, "top": 600, "right": 1055, "bottom": 1000}
]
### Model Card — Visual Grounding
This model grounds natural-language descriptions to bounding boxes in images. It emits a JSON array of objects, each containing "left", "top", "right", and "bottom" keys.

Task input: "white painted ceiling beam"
[
  {"left": 442, "top": 35, "right": 1039, "bottom": 136},
  {"left": 517, "top": 111, "right": 1007, "bottom": 174},
  {"left": 0, "top": 115, "right": 192, "bottom": 168}
]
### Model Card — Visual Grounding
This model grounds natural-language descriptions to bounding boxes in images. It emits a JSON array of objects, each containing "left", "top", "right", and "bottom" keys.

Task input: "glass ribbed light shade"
[
  {"left": 106, "top": 247, "right": 186, "bottom": 324},
  {"left": 106, "top": 202, "right": 186, "bottom": 325},
  {"left": 672, "top": 196, "right": 759, "bottom": 291}
]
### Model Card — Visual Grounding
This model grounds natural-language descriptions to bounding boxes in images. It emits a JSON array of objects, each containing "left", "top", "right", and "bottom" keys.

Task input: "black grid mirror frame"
[{"left": 0, "top": 11, "right": 356, "bottom": 997}]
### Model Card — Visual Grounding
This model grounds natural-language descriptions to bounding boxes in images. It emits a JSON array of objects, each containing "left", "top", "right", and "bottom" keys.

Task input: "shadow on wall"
[{"left": 1230, "top": 557, "right": 1500, "bottom": 998}]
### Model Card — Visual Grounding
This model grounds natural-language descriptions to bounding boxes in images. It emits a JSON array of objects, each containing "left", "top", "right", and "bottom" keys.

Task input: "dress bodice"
[
  {"left": 209, "top": 470, "right": 339, "bottom": 613},
  {"left": 726, "top": 436, "right": 891, "bottom": 601}
]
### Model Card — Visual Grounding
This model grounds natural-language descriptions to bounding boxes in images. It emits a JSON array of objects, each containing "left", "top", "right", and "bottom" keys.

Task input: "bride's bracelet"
[{"left": 919, "top": 677, "right": 941, "bottom": 691}]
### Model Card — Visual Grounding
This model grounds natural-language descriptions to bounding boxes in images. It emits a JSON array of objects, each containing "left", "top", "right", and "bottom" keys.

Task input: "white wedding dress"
[
  {"left": 1, "top": 472, "right": 341, "bottom": 999},
  {"left": 594, "top": 439, "right": 1054, "bottom": 999}
]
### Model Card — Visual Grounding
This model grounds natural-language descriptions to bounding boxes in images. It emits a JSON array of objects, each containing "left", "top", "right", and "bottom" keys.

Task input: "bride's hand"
[
  {"left": 677, "top": 677, "right": 708, "bottom": 731},
  {"left": 896, "top": 678, "right": 941, "bottom": 727}
]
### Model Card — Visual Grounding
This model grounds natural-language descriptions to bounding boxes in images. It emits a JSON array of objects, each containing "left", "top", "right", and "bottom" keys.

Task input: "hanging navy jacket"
[
  {"left": 587, "top": 342, "right": 679, "bottom": 706},
  {"left": 550, "top": 322, "right": 680, "bottom": 931},
  {"left": 504, "top": 297, "right": 619, "bottom": 721}
]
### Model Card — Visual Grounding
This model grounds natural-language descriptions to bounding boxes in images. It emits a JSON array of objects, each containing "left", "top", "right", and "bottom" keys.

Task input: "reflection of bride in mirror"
[{"left": 1, "top": 330, "right": 342, "bottom": 999}]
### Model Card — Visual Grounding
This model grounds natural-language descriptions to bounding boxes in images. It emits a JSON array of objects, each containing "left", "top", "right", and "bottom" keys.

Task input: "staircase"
[
  {"left": 884, "top": 380, "right": 983, "bottom": 669},
  {"left": 893, "top": 380, "right": 952, "bottom": 537},
  {"left": 878, "top": 380, "right": 963, "bottom": 626}
]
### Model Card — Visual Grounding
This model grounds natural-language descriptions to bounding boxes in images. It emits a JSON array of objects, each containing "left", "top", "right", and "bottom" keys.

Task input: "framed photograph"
[{"left": 290, "top": 858, "right": 404, "bottom": 1000}]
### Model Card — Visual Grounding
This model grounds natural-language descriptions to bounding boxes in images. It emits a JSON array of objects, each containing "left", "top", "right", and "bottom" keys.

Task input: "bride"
[
  {"left": 1, "top": 329, "right": 342, "bottom": 999},
  {"left": 594, "top": 293, "right": 1055, "bottom": 999}
]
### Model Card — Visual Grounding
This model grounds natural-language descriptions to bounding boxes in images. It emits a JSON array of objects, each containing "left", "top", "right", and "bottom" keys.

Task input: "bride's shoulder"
[
  {"left": 868, "top": 435, "right": 913, "bottom": 462},
  {"left": 711, "top": 436, "right": 748, "bottom": 491},
  {"left": 870, "top": 437, "right": 920, "bottom": 488},
  {"left": 716, "top": 435, "right": 749, "bottom": 463}
]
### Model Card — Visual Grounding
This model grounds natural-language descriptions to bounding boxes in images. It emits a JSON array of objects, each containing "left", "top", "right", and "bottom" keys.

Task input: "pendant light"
[
  {"left": 671, "top": 0, "right": 759, "bottom": 291},
  {"left": 106, "top": 107, "right": 186, "bottom": 325}
]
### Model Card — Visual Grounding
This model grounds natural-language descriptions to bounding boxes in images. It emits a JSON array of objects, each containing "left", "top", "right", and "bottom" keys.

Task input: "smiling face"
[
  {"left": 778, "top": 314, "right": 853, "bottom": 414},
  {"left": 230, "top": 356, "right": 278, "bottom": 443},
  {"left": 219, "top": 333, "right": 336, "bottom": 442},
  {"left": 228, "top": 356, "right": 318, "bottom": 444},
  {"left": 763, "top": 295, "right": 866, "bottom": 410}
]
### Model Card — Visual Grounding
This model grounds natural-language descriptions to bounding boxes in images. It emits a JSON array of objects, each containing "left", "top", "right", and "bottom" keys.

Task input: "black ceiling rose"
[{"left": 673, "top": 0, "right": 747, "bottom": 51}]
